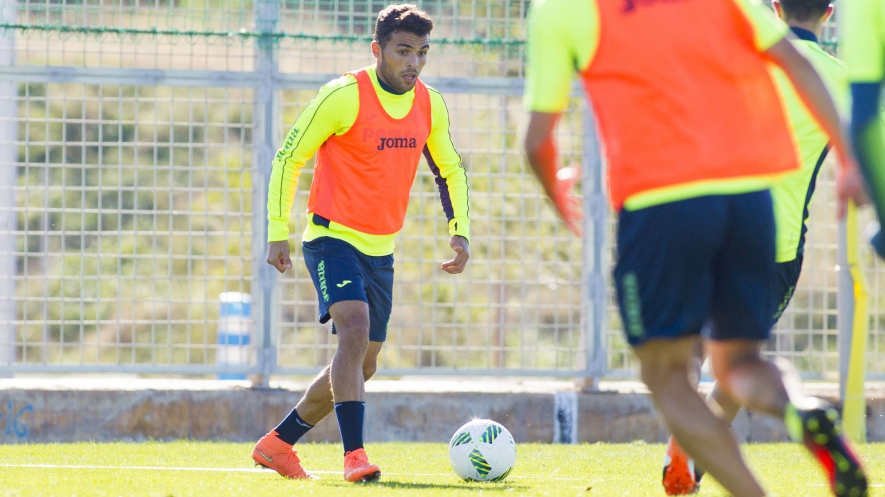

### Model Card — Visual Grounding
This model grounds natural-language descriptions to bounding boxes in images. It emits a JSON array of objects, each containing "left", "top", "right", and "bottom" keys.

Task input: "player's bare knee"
[
  {"left": 639, "top": 361, "right": 685, "bottom": 393},
  {"left": 337, "top": 326, "right": 370, "bottom": 357},
  {"left": 709, "top": 341, "right": 764, "bottom": 373},
  {"left": 709, "top": 355, "right": 754, "bottom": 398},
  {"left": 709, "top": 355, "right": 733, "bottom": 388},
  {"left": 717, "top": 353, "right": 761, "bottom": 377},
  {"left": 340, "top": 331, "right": 369, "bottom": 353}
]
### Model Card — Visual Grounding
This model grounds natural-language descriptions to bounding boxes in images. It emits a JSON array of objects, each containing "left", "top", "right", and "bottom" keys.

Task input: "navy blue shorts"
[
  {"left": 301, "top": 237, "right": 394, "bottom": 343},
  {"left": 771, "top": 256, "right": 803, "bottom": 325},
  {"left": 613, "top": 191, "right": 777, "bottom": 347}
]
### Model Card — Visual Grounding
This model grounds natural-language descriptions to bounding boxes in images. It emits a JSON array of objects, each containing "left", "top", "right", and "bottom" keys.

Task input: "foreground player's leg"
[
  {"left": 662, "top": 344, "right": 745, "bottom": 495},
  {"left": 278, "top": 341, "right": 384, "bottom": 437},
  {"left": 665, "top": 254, "right": 807, "bottom": 494},
  {"left": 710, "top": 340, "right": 869, "bottom": 497},
  {"left": 252, "top": 336, "right": 382, "bottom": 480},
  {"left": 634, "top": 337, "right": 767, "bottom": 497},
  {"left": 661, "top": 340, "right": 704, "bottom": 495}
]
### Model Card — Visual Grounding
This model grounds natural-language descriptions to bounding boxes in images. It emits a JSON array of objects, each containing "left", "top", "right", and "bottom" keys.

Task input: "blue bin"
[{"left": 217, "top": 292, "right": 252, "bottom": 380}]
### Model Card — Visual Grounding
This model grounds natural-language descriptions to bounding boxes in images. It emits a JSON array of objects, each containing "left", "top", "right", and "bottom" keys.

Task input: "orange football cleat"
[
  {"left": 343, "top": 448, "right": 381, "bottom": 482},
  {"left": 251, "top": 430, "right": 316, "bottom": 480},
  {"left": 662, "top": 436, "right": 698, "bottom": 495}
]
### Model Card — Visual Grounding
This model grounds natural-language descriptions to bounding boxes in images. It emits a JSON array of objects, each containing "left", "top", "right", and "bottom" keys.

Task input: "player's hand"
[
  {"left": 441, "top": 236, "right": 469, "bottom": 274},
  {"left": 266, "top": 240, "right": 293, "bottom": 273},
  {"left": 837, "top": 158, "right": 869, "bottom": 219},
  {"left": 552, "top": 166, "right": 582, "bottom": 236}
]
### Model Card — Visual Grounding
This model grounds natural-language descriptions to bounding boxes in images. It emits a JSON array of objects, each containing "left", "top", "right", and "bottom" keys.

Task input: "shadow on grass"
[{"left": 320, "top": 480, "right": 529, "bottom": 491}]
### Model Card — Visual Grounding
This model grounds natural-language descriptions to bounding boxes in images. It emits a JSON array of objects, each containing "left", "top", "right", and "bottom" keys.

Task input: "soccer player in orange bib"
[
  {"left": 658, "top": 1, "right": 874, "bottom": 494},
  {"left": 523, "top": 0, "right": 867, "bottom": 495},
  {"left": 252, "top": 4, "right": 470, "bottom": 483}
]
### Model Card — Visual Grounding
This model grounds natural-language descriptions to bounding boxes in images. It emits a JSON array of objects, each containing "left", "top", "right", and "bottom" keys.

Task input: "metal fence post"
[
  {"left": 0, "top": 0, "right": 17, "bottom": 377},
  {"left": 579, "top": 100, "right": 607, "bottom": 390},
  {"left": 250, "top": 0, "right": 280, "bottom": 388}
]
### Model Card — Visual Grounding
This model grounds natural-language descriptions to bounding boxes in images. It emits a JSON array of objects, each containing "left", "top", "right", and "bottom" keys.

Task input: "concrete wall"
[{"left": 0, "top": 378, "right": 881, "bottom": 445}]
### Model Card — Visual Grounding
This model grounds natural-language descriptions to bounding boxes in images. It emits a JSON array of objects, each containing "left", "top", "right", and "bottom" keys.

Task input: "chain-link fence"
[
  {"left": 0, "top": 0, "right": 880, "bottom": 381},
  {"left": 9, "top": 82, "right": 254, "bottom": 372},
  {"left": 0, "top": 0, "right": 598, "bottom": 378}
]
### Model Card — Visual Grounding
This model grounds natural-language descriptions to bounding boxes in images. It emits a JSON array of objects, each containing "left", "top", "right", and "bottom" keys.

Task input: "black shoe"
[{"left": 788, "top": 400, "right": 868, "bottom": 497}]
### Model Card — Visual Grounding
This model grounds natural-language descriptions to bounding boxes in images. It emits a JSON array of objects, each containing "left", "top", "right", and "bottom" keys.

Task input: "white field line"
[
  {"left": 0, "top": 463, "right": 585, "bottom": 481},
  {"left": 3, "top": 464, "right": 881, "bottom": 487}
]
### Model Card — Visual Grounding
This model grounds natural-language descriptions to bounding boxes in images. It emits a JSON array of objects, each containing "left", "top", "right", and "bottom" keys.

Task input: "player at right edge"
[
  {"left": 522, "top": 0, "right": 868, "bottom": 495},
  {"left": 844, "top": 0, "right": 885, "bottom": 257}
]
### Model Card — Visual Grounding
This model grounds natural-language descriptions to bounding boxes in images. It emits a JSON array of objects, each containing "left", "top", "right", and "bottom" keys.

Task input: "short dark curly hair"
[
  {"left": 373, "top": 4, "right": 433, "bottom": 48},
  {"left": 780, "top": 0, "right": 831, "bottom": 22}
]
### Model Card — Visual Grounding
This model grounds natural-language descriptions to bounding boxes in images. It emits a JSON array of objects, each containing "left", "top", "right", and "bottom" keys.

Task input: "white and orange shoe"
[
  {"left": 343, "top": 448, "right": 381, "bottom": 482},
  {"left": 252, "top": 430, "right": 316, "bottom": 480},
  {"left": 662, "top": 437, "right": 698, "bottom": 495}
]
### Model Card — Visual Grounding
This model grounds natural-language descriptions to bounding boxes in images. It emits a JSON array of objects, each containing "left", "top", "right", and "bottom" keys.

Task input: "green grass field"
[{"left": 1, "top": 442, "right": 883, "bottom": 496}]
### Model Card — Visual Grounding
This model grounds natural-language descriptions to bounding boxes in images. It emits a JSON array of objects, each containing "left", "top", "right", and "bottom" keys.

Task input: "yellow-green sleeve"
[
  {"left": 426, "top": 89, "right": 470, "bottom": 241},
  {"left": 843, "top": 0, "right": 885, "bottom": 82},
  {"left": 731, "top": 0, "right": 789, "bottom": 51},
  {"left": 523, "top": 0, "right": 598, "bottom": 114},
  {"left": 267, "top": 76, "right": 357, "bottom": 242}
]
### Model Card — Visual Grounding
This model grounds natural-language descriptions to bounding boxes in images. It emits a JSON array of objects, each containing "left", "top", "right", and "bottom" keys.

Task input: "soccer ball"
[{"left": 448, "top": 419, "right": 516, "bottom": 482}]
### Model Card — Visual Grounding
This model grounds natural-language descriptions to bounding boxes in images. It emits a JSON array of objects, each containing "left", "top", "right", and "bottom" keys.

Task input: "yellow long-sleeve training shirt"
[{"left": 268, "top": 66, "right": 470, "bottom": 256}]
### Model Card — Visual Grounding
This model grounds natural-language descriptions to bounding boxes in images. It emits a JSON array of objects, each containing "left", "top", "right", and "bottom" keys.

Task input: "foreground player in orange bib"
[
  {"left": 523, "top": 0, "right": 867, "bottom": 495},
  {"left": 253, "top": 4, "right": 470, "bottom": 483},
  {"left": 660, "top": 1, "right": 872, "bottom": 494}
]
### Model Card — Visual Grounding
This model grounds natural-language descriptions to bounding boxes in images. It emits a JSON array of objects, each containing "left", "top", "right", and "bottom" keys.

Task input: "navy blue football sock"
[
  {"left": 334, "top": 401, "right": 366, "bottom": 454},
  {"left": 274, "top": 408, "right": 314, "bottom": 445}
]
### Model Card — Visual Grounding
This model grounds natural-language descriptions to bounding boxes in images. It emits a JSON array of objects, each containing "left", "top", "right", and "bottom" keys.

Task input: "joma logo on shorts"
[
  {"left": 317, "top": 260, "right": 329, "bottom": 302},
  {"left": 377, "top": 137, "right": 418, "bottom": 151},
  {"left": 622, "top": 0, "right": 689, "bottom": 13},
  {"left": 622, "top": 272, "right": 645, "bottom": 337}
]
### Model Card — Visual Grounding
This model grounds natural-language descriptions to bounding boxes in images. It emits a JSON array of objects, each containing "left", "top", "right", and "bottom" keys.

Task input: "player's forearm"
[
  {"left": 767, "top": 38, "right": 850, "bottom": 163},
  {"left": 523, "top": 111, "right": 561, "bottom": 203},
  {"left": 266, "top": 157, "right": 303, "bottom": 242},
  {"left": 523, "top": 127, "right": 560, "bottom": 203},
  {"left": 424, "top": 126, "right": 471, "bottom": 240},
  {"left": 850, "top": 82, "right": 885, "bottom": 220},
  {"left": 439, "top": 165, "right": 470, "bottom": 240}
]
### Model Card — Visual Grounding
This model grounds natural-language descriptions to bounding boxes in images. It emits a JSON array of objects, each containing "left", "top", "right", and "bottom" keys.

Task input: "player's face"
[{"left": 372, "top": 31, "right": 429, "bottom": 93}]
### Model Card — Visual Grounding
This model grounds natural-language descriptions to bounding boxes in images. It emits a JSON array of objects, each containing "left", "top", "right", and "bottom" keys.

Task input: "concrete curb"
[{"left": 1, "top": 378, "right": 882, "bottom": 444}]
